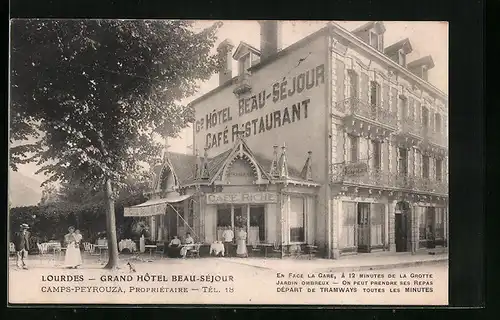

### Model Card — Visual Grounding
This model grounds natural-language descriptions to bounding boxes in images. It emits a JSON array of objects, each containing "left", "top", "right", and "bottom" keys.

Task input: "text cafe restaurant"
[{"left": 124, "top": 21, "right": 449, "bottom": 258}]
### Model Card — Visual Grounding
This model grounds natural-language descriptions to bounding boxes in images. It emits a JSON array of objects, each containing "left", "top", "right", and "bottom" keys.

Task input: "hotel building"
[{"left": 124, "top": 21, "right": 448, "bottom": 259}]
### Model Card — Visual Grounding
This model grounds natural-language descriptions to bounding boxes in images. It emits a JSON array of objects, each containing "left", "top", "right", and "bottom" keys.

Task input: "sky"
[{"left": 12, "top": 20, "right": 448, "bottom": 184}]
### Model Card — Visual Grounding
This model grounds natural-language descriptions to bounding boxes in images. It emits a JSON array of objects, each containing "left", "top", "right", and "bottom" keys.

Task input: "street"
[{"left": 9, "top": 255, "right": 448, "bottom": 305}]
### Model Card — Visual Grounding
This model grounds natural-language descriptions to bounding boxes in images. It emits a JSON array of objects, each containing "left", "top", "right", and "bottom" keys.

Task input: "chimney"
[
  {"left": 217, "top": 39, "right": 234, "bottom": 86},
  {"left": 258, "top": 20, "right": 282, "bottom": 61}
]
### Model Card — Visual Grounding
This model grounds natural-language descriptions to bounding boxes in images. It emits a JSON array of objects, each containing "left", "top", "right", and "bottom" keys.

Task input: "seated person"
[
  {"left": 180, "top": 233, "right": 195, "bottom": 258},
  {"left": 166, "top": 235, "right": 182, "bottom": 258}
]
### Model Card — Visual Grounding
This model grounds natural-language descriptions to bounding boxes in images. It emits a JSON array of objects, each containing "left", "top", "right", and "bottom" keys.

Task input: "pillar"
[
  {"left": 388, "top": 201, "right": 396, "bottom": 252},
  {"left": 331, "top": 198, "right": 340, "bottom": 259},
  {"left": 411, "top": 203, "right": 418, "bottom": 254}
]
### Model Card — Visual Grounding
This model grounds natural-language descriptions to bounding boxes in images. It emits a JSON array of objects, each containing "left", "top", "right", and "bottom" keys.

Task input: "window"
[
  {"left": 370, "top": 32, "right": 379, "bottom": 50},
  {"left": 408, "top": 97, "right": 415, "bottom": 121},
  {"left": 370, "top": 203, "right": 385, "bottom": 246},
  {"left": 435, "top": 208, "right": 444, "bottom": 239},
  {"left": 372, "top": 140, "right": 382, "bottom": 170},
  {"left": 349, "top": 71, "right": 359, "bottom": 99},
  {"left": 399, "top": 148, "right": 408, "bottom": 176},
  {"left": 217, "top": 206, "right": 231, "bottom": 228},
  {"left": 349, "top": 135, "right": 358, "bottom": 162},
  {"left": 340, "top": 202, "right": 357, "bottom": 248},
  {"left": 422, "top": 155, "right": 430, "bottom": 178},
  {"left": 398, "top": 50, "right": 406, "bottom": 67},
  {"left": 238, "top": 53, "right": 251, "bottom": 75},
  {"left": 399, "top": 96, "right": 408, "bottom": 120},
  {"left": 250, "top": 206, "right": 266, "bottom": 242},
  {"left": 370, "top": 81, "right": 381, "bottom": 106},
  {"left": 435, "top": 113, "right": 442, "bottom": 133},
  {"left": 436, "top": 159, "right": 443, "bottom": 181},
  {"left": 289, "top": 197, "right": 305, "bottom": 243},
  {"left": 391, "top": 88, "right": 398, "bottom": 114},
  {"left": 422, "top": 106, "right": 429, "bottom": 129}
]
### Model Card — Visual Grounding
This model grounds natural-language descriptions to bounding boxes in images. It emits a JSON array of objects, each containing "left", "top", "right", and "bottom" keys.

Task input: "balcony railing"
[
  {"left": 426, "top": 129, "right": 448, "bottom": 148},
  {"left": 398, "top": 118, "right": 425, "bottom": 138},
  {"left": 335, "top": 97, "right": 398, "bottom": 128},
  {"left": 331, "top": 161, "right": 448, "bottom": 195}
]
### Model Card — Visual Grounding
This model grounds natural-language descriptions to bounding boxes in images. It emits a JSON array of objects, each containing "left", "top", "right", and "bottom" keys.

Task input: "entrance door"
[
  {"left": 357, "top": 203, "right": 371, "bottom": 253},
  {"left": 250, "top": 206, "right": 265, "bottom": 243},
  {"left": 395, "top": 202, "right": 410, "bottom": 252}
]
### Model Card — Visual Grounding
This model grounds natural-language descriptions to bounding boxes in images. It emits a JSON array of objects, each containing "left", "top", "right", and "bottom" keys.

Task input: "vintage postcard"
[{"left": 8, "top": 20, "right": 449, "bottom": 305}]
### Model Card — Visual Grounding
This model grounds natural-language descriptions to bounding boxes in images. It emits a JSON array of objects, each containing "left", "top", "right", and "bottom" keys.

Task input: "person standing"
[
  {"left": 13, "top": 224, "right": 31, "bottom": 269},
  {"left": 222, "top": 226, "right": 234, "bottom": 257},
  {"left": 236, "top": 228, "right": 248, "bottom": 258},
  {"left": 64, "top": 226, "right": 82, "bottom": 268}
]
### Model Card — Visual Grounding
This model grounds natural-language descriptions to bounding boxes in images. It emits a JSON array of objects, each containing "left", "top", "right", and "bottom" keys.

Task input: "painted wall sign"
[
  {"left": 206, "top": 192, "right": 278, "bottom": 204},
  {"left": 194, "top": 64, "right": 325, "bottom": 150}
]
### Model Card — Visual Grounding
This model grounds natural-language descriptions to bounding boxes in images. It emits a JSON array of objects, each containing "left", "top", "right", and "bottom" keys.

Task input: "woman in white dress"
[
  {"left": 64, "top": 226, "right": 82, "bottom": 268},
  {"left": 236, "top": 228, "right": 248, "bottom": 258}
]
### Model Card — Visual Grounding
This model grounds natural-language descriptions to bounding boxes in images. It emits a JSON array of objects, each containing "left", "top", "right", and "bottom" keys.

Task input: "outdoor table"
[
  {"left": 210, "top": 242, "right": 225, "bottom": 257},
  {"left": 145, "top": 245, "right": 157, "bottom": 258}
]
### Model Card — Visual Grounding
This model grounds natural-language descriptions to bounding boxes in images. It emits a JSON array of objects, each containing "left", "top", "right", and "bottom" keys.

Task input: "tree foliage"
[
  {"left": 10, "top": 19, "right": 221, "bottom": 187},
  {"left": 10, "top": 19, "right": 222, "bottom": 267}
]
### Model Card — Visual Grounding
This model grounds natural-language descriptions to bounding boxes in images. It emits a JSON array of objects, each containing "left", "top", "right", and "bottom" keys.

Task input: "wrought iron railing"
[
  {"left": 398, "top": 118, "right": 425, "bottom": 138},
  {"left": 426, "top": 129, "right": 448, "bottom": 148},
  {"left": 335, "top": 97, "right": 398, "bottom": 128},
  {"left": 331, "top": 161, "right": 448, "bottom": 195}
]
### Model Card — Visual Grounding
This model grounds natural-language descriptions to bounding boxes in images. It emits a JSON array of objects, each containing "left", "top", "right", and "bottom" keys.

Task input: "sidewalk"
[{"left": 219, "top": 249, "right": 448, "bottom": 272}]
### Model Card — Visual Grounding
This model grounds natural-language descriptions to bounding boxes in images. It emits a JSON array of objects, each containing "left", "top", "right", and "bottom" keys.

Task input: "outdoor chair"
[
  {"left": 250, "top": 243, "right": 261, "bottom": 256},
  {"left": 37, "top": 242, "right": 49, "bottom": 263},
  {"left": 186, "top": 243, "right": 201, "bottom": 258},
  {"left": 272, "top": 241, "right": 282, "bottom": 258},
  {"left": 306, "top": 244, "right": 319, "bottom": 260}
]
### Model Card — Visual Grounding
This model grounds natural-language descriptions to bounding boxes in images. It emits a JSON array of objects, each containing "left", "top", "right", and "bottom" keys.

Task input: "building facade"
[{"left": 125, "top": 21, "right": 448, "bottom": 259}]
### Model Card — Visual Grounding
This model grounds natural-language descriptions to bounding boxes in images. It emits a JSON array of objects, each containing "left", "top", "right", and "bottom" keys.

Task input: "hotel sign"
[{"left": 206, "top": 192, "right": 278, "bottom": 204}]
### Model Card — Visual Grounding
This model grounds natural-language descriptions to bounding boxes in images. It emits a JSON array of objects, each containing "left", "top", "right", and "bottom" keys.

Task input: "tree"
[{"left": 10, "top": 20, "right": 221, "bottom": 268}]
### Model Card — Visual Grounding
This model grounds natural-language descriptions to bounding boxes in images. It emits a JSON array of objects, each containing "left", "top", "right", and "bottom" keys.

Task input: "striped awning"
[{"left": 123, "top": 194, "right": 191, "bottom": 217}]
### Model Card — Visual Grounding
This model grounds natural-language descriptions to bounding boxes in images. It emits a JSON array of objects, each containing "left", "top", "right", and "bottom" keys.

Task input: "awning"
[{"left": 123, "top": 194, "right": 192, "bottom": 217}]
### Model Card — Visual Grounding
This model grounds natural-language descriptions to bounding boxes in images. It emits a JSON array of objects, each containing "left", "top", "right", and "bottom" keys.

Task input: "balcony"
[
  {"left": 336, "top": 98, "right": 398, "bottom": 131},
  {"left": 330, "top": 161, "right": 448, "bottom": 196},
  {"left": 425, "top": 129, "right": 448, "bottom": 149},
  {"left": 233, "top": 72, "right": 252, "bottom": 96}
]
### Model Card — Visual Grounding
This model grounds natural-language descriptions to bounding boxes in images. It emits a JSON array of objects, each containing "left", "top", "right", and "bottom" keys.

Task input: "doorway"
[
  {"left": 165, "top": 203, "right": 183, "bottom": 241},
  {"left": 395, "top": 201, "right": 411, "bottom": 252},
  {"left": 357, "top": 203, "right": 371, "bottom": 253}
]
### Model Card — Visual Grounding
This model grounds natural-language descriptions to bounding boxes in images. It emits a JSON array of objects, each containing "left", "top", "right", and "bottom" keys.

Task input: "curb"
[
  {"left": 220, "top": 256, "right": 448, "bottom": 273},
  {"left": 317, "top": 258, "right": 448, "bottom": 273}
]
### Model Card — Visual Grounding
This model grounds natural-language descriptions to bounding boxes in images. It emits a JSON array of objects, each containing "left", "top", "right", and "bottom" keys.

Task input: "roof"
[
  {"left": 384, "top": 38, "right": 413, "bottom": 55},
  {"left": 352, "top": 21, "right": 386, "bottom": 34},
  {"left": 252, "top": 152, "right": 302, "bottom": 180},
  {"left": 188, "top": 21, "right": 447, "bottom": 109},
  {"left": 232, "top": 41, "right": 261, "bottom": 60},
  {"left": 407, "top": 55, "right": 435, "bottom": 70}
]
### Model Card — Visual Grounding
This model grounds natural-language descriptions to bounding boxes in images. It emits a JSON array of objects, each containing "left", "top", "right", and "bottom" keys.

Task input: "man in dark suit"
[{"left": 13, "top": 223, "right": 30, "bottom": 269}]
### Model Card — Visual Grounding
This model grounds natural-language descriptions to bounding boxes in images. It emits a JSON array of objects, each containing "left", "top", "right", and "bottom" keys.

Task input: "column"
[
  {"left": 344, "top": 130, "right": 350, "bottom": 162},
  {"left": 388, "top": 139, "right": 393, "bottom": 174},
  {"left": 411, "top": 203, "right": 418, "bottom": 254},
  {"left": 444, "top": 204, "right": 449, "bottom": 247},
  {"left": 388, "top": 201, "right": 396, "bottom": 252},
  {"left": 246, "top": 205, "right": 251, "bottom": 235},
  {"left": 332, "top": 197, "right": 340, "bottom": 259}
]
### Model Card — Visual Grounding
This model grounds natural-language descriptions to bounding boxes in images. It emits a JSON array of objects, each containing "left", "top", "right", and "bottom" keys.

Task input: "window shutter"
[
  {"left": 360, "top": 73, "right": 369, "bottom": 103},
  {"left": 443, "top": 115, "right": 448, "bottom": 135}
]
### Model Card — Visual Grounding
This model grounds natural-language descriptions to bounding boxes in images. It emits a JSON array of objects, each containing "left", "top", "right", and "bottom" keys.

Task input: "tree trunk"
[{"left": 103, "top": 179, "right": 120, "bottom": 269}]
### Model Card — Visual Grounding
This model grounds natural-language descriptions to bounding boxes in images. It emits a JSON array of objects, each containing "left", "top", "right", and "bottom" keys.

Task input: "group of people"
[
  {"left": 221, "top": 226, "right": 248, "bottom": 258},
  {"left": 12, "top": 224, "right": 83, "bottom": 269},
  {"left": 166, "top": 232, "right": 195, "bottom": 258}
]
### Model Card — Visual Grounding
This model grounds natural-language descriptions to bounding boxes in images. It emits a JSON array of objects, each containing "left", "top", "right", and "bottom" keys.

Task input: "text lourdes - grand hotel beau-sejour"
[{"left": 124, "top": 21, "right": 448, "bottom": 259}]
